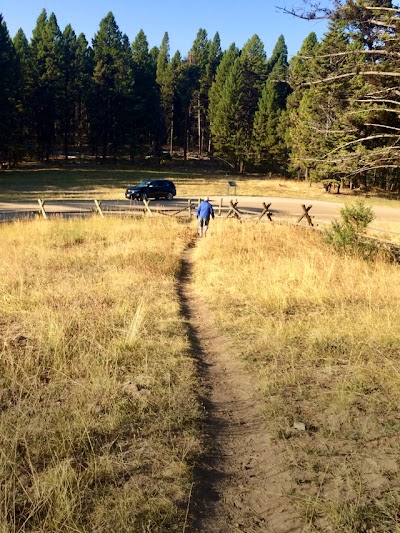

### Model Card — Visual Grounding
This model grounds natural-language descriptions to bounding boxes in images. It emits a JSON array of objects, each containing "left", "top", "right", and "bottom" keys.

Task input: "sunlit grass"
[
  {"left": 193, "top": 219, "right": 400, "bottom": 531},
  {"left": 0, "top": 216, "right": 199, "bottom": 532}
]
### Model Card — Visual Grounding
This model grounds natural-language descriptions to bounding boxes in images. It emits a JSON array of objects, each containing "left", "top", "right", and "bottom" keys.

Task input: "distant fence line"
[
  {"left": 0, "top": 198, "right": 320, "bottom": 228},
  {"left": 2, "top": 198, "right": 400, "bottom": 244}
]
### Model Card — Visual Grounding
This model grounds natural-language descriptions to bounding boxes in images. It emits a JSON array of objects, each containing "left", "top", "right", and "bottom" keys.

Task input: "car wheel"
[
  {"left": 140, "top": 193, "right": 148, "bottom": 201},
  {"left": 166, "top": 192, "right": 173, "bottom": 200}
]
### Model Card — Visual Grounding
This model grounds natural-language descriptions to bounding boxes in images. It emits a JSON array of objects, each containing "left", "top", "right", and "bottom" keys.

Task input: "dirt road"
[
  {"left": 1, "top": 196, "right": 400, "bottom": 229},
  {"left": 178, "top": 244, "right": 303, "bottom": 532}
]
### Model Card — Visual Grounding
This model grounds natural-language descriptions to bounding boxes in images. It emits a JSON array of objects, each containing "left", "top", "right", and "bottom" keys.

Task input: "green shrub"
[
  {"left": 324, "top": 200, "right": 374, "bottom": 253},
  {"left": 340, "top": 200, "right": 374, "bottom": 232}
]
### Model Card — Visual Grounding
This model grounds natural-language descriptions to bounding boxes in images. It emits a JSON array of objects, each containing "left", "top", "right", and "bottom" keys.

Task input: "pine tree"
[
  {"left": 60, "top": 24, "right": 79, "bottom": 159},
  {"left": 203, "top": 32, "right": 222, "bottom": 152},
  {"left": 209, "top": 36, "right": 267, "bottom": 171},
  {"left": 131, "top": 29, "right": 162, "bottom": 158},
  {"left": 91, "top": 12, "right": 133, "bottom": 161},
  {"left": 289, "top": 32, "right": 319, "bottom": 89},
  {"left": 238, "top": 35, "right": 268, "bottom": 168},
  {"left": 13, "top": 28, "right": 33, "bottom": 161},
  {"left": 266, "top": 36, "right": 291, "bottom": 110},
  {"left": 189, "top": 28, "right": 210, "bottom": 154},
  {"left": 173, "top": 56, "right": 198, "bottom": 159},
  {"left": 253, "top": 71, "right": 288, "bottom": 171},
  {"left": 252, "top": 35, "right": 291, "bottom": 171},
  {"left": 156, "top": 33, "right": 175, "bottom": 153},
  {"left": 0, "top": 15, "right": 19, "bottom": 165},
  {"left": 211, "top": 57, "right": 249, "bottom": 172},
  {"left": 288, "top": 22, "right": 354, "bottom": 181},
  {"left": 208, "top": 43, "right": 239, "bottom": 152},
  {"left": 75, "top": 33, "right": 93, "bottom": 152},
  {"left": 30, "top": 10, "right": 64, "bottom": 160},
  {"left": 267, "top": 34, "right": 287, "bottom": 75}
]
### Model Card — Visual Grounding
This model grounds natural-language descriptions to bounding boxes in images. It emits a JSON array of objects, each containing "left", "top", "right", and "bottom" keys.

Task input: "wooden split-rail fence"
[{"left": 0, "top": 198, "right": 318, "bottom": 228}]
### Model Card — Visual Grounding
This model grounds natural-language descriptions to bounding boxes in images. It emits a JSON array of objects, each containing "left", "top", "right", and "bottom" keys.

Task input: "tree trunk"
[
  {"left": 184, "top": 110, "right": 188, "bottom": 161},
  {"left": 169, "top": 103, "right": 174, "bottom": 155},
  {"left": 198, "top": 94, "right": 201, "bottom": 155}
]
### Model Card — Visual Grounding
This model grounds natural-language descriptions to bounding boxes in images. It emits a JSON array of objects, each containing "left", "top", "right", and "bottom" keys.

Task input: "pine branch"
[
  {"left": 364, "top": 123, "right": 400, "bottom": 132},
  {"left": 298, "top": 50, "right": 400, "bottom": 59},
  {"left": 353, "top": 99, "right": 400, "bottom": 107},
  {"left": 326, "top": 134, "right": 400, "bottom": 155},
  {"left": 304, "top": 71, "right": 400, "bottom": 87}
]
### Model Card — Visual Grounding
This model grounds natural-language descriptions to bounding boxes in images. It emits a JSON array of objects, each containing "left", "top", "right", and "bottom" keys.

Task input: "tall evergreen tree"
[
  {"left": 289, "top": 32, "right": 319, "bottom": 89},
  {"left": 131, "top": 29, "right": 162, "bottom": 158},
  {"left": 237, "top": 35, "right": 268, "bottom": 168},
  {"left": 91, "top": 12, "right": 133, "bottom": 161},
  {"left": 0, "top": 15, "right": 19, "bottom": 165},
  {"left": 75, "top": 33, "right": 93, "bottom": 152},
  {"left": 285, "top": 32, "right": 320, "bottom": 177},
  {"left": 266, "top": 36, "right": 291, "bottom": 109},
  {"left": 13, "top": 28, "right": 33, "bottom": 161},
  {"left": 253, "top": 59, "right": 290, "bottom": 171},
  {"left": 203, "top": 32, "right": 223, "bottom": 152},
  {"left": 30, "top": 10, "right": 64, "bottom": 160},
  {"left": 267, "top": 34, "right": 287, "bottom": 75},
  {"left": 60, "top": 24, "right": 79, "bottom": 159},
  {"left": 209, "top": 37, "right": 268, "bottom": 171},
  {"left": 289, "top": 21, "right": 355, "bottom": 180},
  {"left": 208, "top": 43, "right": 240, "bottom": 153},
  {"left": 211, "top": 57, "right": 249, "bottom": 172},
  {"left": 189, "top": 28, "right": 210, "bottom": 153},
  {"left": 156, "top": 33, "right": 178, "bottom": 153},
  {"left": 173, "top": 56, "right": 198, "bottom": 159}
]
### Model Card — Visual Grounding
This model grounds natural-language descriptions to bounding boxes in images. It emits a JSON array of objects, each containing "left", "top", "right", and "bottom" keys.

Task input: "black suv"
[{"left": 125, "top": 179, "right": 176, "bottom": 201}]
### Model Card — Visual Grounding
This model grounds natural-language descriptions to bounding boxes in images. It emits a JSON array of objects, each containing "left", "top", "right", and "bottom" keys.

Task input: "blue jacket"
[{"left": 197, "top": 201, "right": 215, "bottom": 220}]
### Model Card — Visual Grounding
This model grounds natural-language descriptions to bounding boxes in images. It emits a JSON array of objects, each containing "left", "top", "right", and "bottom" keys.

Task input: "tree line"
[{"left": 1, "top": 2, "right": 400, "bottom": 190}]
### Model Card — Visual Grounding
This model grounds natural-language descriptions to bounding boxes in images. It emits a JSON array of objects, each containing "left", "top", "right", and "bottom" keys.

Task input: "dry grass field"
[
  {"left": 193, "top": 220, "right": 400, "bottom": 532},
  {"left": 2, "top": 208, "right": 400, "bottom": 531},
  {"left": 0, "top": 217, "right": 200, "bottom": 532}
]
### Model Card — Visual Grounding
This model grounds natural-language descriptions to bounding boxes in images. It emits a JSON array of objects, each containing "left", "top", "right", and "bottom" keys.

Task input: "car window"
[{"left": 136, "top": 180, "right": 150, "bottom": 188}]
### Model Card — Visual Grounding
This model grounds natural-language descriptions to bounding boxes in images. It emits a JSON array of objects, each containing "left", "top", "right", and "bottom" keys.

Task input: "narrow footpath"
[{"left": 177, "top": 244, "right": 304, "bottom": 533}]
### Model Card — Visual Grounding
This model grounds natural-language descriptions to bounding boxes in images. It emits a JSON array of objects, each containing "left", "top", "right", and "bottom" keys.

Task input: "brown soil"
[{"left": 178, "top": 244, "right": 304, "bottom": 533}]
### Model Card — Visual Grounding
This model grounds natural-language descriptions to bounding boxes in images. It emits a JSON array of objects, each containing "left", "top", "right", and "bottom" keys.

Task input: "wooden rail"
[{"left": 0, "top": 198, "right": 313, "bottom": 228}]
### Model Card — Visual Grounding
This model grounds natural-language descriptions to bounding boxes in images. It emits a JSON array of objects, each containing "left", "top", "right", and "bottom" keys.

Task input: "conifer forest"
[{"left": 1, "top": 1, "right": 400, "bottom": 190}]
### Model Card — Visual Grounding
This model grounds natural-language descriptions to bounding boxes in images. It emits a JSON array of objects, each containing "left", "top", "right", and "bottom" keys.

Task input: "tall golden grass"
[
  {"left": 0, "top": 217, "right": 200, "bottom": 532},
  {"left": 193, "top": 220, "right": 400, "bottom": 531}
]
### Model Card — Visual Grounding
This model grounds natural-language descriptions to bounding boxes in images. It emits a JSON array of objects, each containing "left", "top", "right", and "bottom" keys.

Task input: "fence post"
[
  {"left": 226, "top": 200, "right": 242, "bottom": 220},
  {"left": 143, "top": 198, "right": 153, "bottom": 217},
  {"left": 37, "top": 199, "right": 47, "bottom": 219},
  {"left": 258, "top": 202, "right": 273, "bottom": 222},
  {"left": 188, "top": 199, "right": 192, "bottom": 219},
  {"left": 94, "top": 199, "right": 104, "bottom": 218},
  {"left": 219, "top": 198, "right": 222, "bottom": 217},
  {"left": 297, "top": 205, "right": 314, "bottom": 227}
]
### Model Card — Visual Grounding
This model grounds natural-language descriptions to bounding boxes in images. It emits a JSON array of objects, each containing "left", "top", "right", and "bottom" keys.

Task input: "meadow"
[
  {"left": 2, "top": 167, "right": 400, "bottom": 531},
  {"left": 194, "top": 221, "right": 400, "bottom": 531},
  {"left": 0, "top": 216, "right": 200, "bottom": 532}
]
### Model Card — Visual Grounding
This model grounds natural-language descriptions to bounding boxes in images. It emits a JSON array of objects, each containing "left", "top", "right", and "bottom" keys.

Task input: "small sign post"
[{"left": 227, "top": 181, "right": 237, "bottom": 195}]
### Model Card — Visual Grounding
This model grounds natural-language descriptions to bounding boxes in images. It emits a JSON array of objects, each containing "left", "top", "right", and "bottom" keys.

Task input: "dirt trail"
[{"left": 178, "top": 244, "right": 304, "bottom": 533}]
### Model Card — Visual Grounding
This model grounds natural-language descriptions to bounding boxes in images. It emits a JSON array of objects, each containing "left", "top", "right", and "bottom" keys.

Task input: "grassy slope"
[
  {"left": 193, "top": 220, "right": 400, "bottom": 532},
  {"left": 0, "top": 217, "right": 199, "bottom": 532}
]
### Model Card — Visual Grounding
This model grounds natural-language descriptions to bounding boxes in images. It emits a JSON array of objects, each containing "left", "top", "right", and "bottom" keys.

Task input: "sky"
[{"left": 1, "top": 0, "right": 328, "bottom": 59}]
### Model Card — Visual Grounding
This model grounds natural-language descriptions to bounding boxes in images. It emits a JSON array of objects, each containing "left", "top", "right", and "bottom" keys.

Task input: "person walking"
[{"left": 196, "top": 196, "right": 215, "bottom": 237}]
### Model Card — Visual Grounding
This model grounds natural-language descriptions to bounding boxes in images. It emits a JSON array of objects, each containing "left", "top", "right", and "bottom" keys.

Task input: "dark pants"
[{"left": 198, "top": 217, "right": 210, "bottom": 237}]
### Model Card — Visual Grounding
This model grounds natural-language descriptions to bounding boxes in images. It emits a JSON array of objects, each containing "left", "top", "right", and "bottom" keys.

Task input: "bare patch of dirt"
[{"left": 177, "top": 244, "right": 304, "bottom": 532}]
